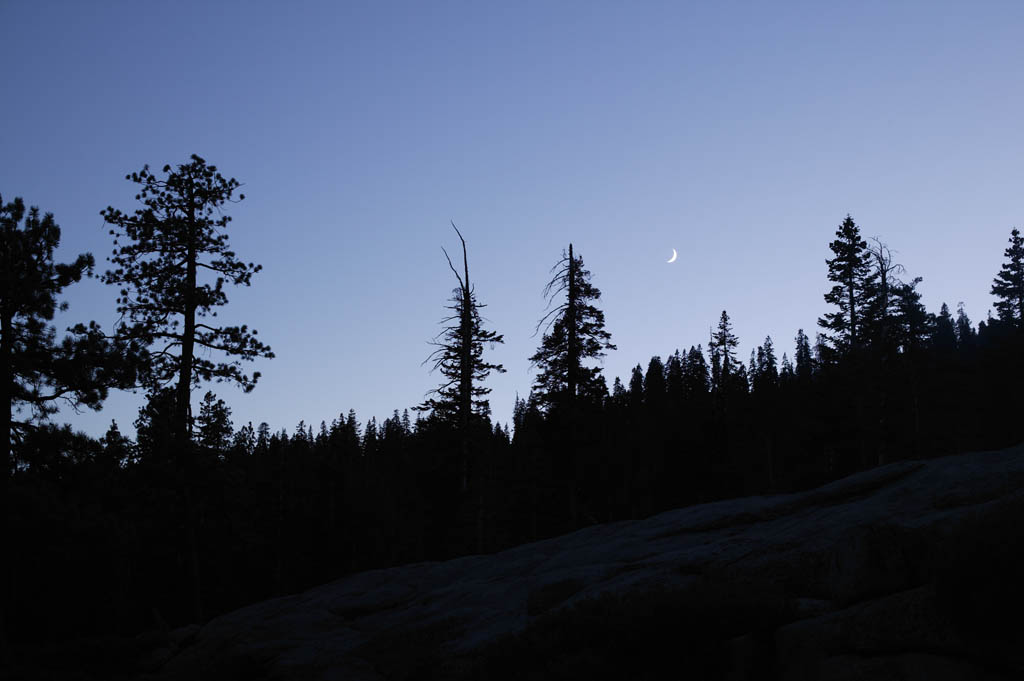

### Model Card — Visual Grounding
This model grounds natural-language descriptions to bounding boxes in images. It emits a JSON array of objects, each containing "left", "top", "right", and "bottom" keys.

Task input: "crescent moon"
[{"left": 667, "top": 248, "right": 678, "bottom": 263}]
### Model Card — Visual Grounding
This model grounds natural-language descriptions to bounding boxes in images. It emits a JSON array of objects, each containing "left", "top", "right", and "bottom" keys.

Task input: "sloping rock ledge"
[{"left": 146, "top": 445, "right": 1024, "bottom": 680}]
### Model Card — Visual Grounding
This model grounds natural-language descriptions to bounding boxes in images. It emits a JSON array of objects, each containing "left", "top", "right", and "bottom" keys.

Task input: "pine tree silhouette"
[
  {"left": 991, "top": 227, "right": 1024, "bottom": 326},
  {"left": 710, "top": 311, "right": 740, "bottom": 395},
  {"left": 819, "top": 215, "right": 874, "bottom": 358},
  {"left": 418, "top": 224, "right": 505, "bottom": 491},
  {"left": 0, "top": 195, "right": 141, "bottom": 655},
  {"left": 530, "top": 244, "right": 615, "bottom": 411},
  {"left": 665, "top": 350, "right": 685, "bottom": 404},
  {"left": 530, "top": 244, "right": 615, "bottom": 527},
  {"left": 683, "top": 345, "right": 710, "bottom": 401},
  {"left": 893, "top": 278, "right": 932, "bottom": 354},
  {"left": 864, "top": 237, "right": 906, "bottom": 355},
  {"left": 752, "top": 336, "right": 778, "bottom": 394},
  {"left": 955, "top": 304, "right": 977, "bottom": 352},
  {"left": 932, "top": 303, "right": 957, "bottom": 353},
  {"left": 101, "top": 155, "right": 273, "bottom": 622},
  {"left": 794, "top": 329, "right": 814, "bottom": 383},
  {"left": 196, "top": 391, "right": 233, "bottom": 454},
  {"left": 644, "top": 356, "right": 666, "bottom": 409},
  {"left": 1, "top": 195, "right": 136, "bottom": 469},
  {"left": 628, "top": 363, "right": 645, "bottom": 409}
]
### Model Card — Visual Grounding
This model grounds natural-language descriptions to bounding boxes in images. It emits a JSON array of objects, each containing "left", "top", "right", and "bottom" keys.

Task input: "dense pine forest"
[{"left": 2, "top": 156, "right": 1023, "bottom": 656}]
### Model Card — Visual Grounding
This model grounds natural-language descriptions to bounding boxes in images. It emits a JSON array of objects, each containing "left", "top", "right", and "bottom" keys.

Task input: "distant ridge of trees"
[{"left": 3, "top": 159, "right": 1023, "bottom": 661}]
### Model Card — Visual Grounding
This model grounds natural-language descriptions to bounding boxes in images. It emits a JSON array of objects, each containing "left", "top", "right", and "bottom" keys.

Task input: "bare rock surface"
[{"left": 146, "top": 445, "right": 1024, "bottom": 680}]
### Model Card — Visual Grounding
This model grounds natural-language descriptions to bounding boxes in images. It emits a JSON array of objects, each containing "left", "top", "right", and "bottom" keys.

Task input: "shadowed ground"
[{"left": 17, "top": 445, "right": 1024, "bottom": 680}]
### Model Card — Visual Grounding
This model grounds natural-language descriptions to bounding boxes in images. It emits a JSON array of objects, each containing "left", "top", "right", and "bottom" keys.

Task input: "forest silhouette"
[{"left": 2, "top": 156, "right": 1023, "bottom": 668}]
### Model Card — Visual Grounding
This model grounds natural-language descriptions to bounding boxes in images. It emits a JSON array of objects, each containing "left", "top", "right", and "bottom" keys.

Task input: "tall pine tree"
[
  {"left": 710, "top": 310, "right": 740, "bottom": 394},
  {"left": 991, "top": 227, "right": 1024, "bottom": 327},
  {"left": 864, "top": 237, "right": 905, "bottom": 355},
  {"left": 101, "top": 155, "right": 273, "bottom": 621},
  {"left": 683, "top": 345, "right": 710, "bottom": 400},
  {"left": 530, "top": 244, "right": 615, "bottom": 411},
  {"left": 419, "top": 223, "right": 505, "bottom": 491},
  {"left": 530, "top": 244, "right": 614, "bottom": 527},
  {"left": 818, "top": 215, "right": 874, "bottom": 358},
  {"left": 0, "top": 195, "right": 135, "bottom": 655},
  {"left": 932, "top": 303, "right": 957, "bottom": 353},
  {"left": 794, "top": 329, "right": 813, "bottom": 383},
  {"left": 419, "top": 224, "right": 505, "bottom": 421},
  {"left": 1, "top": 196, "right": 135, "bottom": 467}
]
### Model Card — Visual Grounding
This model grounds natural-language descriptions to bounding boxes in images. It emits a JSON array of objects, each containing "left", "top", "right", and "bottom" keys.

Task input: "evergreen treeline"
[{"left": 3, "top": 161, "right": 1023, "bottom": 656}]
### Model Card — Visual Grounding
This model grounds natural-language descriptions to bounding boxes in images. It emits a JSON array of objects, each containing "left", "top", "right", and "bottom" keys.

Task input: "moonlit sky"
[{"left": 3, "top": 1, "right": 1022, "bottom": 438}]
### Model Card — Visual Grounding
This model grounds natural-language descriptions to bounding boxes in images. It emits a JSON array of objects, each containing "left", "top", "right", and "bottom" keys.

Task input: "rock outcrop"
[{"left": 146, "top": 445, "right": 1024, "bottom": 680}]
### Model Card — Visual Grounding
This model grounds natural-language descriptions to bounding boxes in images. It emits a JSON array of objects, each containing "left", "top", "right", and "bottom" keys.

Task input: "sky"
[{"left": 3, "top": 1, "right": 1023, "bottom": 438}]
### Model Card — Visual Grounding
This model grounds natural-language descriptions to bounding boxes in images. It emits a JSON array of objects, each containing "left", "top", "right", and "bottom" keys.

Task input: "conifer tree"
[
  {"left": 711, "top": 311, "right": 740, "bottom": 393},
  {"left": 1, "top": 195, "right": 134, "bottom": 470},
  {"left": 102, "top": 156, "right": 273, "bottom": 443},
  {"left": 529, "top": 244, "right": 615, "bottom": 527},
  {"left": 419, "top": 223, "right": 504, "bottom": 491},
  {"left": 794, "top": 329, "right": 813, "bottom": 383},
  {"left": 628, "top": 364, "right": 645, "bottom": 409},
  {"left": 101, "top": 155, "right": 273, "bottom": 621},
  {"left": 991, "top": 227, "right": 1024, "bottom": 326},
  {"left": 753, "top": 336, "right": 778, "bottom": 393},
  {"left": 735, "top": 363, "right": 750, "bottom": 394},
  {"left": 232, "top": 422, "right": 256, "bottom": 457},
  {"left": 196, "top": 391, "right": 233, "bottom": 453},
  {"left": 512, "top": 394, "right": 529, "bottom": 436},
  {"left": 2, "top": 196, "right": 143, "bottom": 651},
  {"left": 955, "top": 304, "right": 977, "bottom": 351},
  {"left": 134, "top": 387, "right": 177, "bottom": 461},
  {"left": 419, "top": 224, "right": 505, "bottom": 423},
  {"left": 893, "top": 278, "right": 932, "bottom": 354},
  {"left": 256, "top": 422, "right": 271, "bottom": 455},
  {"left": 864, "top": 237, "right": 905, "bottom": 354},
  {"left": 814, "top": 333, "right": 830, "bottom": 369},
  {"left": 292, "top": 420, "right": 311, "bottom": 448},
  {"left": 644, "top": 356, "right": 666, "bottom": 408},
  {"left": 683, "top": 345, "right": 710, "bottom": 400},
  {"left": 363, "top": 417, "right": 379, "bottom": 456},
  {"left": 530, "top": 244, "right": 615, "bottom": 410},
  {"left": 819, "top": 215, "right": 874, "bottom": 357},
  {"left": 0, "top": 167, "right": 116, "bottom": 608},
  {"left": 610, "top": 377, "right": 627, "bottom": 404},
  {"left": 932, "top": 303, "right": 957, "bottom": 353},
  {"left": 665, "top": 350, "right": 684, "bottom": 403},
  {"left": 710, "top": 332, "right": 722, "bottom": 394},
  {"left": 100, "top": 419, "right": 135, "bottom": 468},
  {"left": 780, "top": 353, "right": 795, "bottom": 384}
]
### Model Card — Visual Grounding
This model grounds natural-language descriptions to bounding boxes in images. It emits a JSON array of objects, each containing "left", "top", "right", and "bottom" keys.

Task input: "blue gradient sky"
[{"left": 3, "top": 1, "right": 1022, "bottom": 437}]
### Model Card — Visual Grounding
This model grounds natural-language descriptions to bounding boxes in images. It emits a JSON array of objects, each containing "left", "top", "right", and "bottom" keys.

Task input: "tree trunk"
[
  {"left": 1, "top": 311, "right": 10, "bottom": 479},
  {"left": 327, "top": 476, "right": 337, "bottom": 566},
  {"left": 566, "top": 244, "right": 578, "bottom": 403},
  {"left": 848, "top": 276, "right": 857, "bottom": 351},
  {"left": 458, "top": 231, "right": 472, "bottom": 493},
  {"left": 566, "top": 245, "right": 579, "bottom": 527},
  {"left": 459, "top": 290, "right": 471, "bottom": 493},
  {"left": 275, "top": 454, "right": 286, "bottom": 594},
  {"left": 0, "top": 310, "right": 11, "bottom": 661},
  {"left": 530, "top": 447, "right": 539, "bottom": 541},
  {"left": 476, "top": 461, "right": 485, "bottom": 554},
  {"left": 177, "top": 190, "right": 203, "bottom": 623}
]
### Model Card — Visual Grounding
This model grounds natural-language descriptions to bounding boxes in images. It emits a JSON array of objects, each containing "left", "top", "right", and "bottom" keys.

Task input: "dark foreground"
[{"left": 13, "top": 444, "right": 1024, "bottom": 680}]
